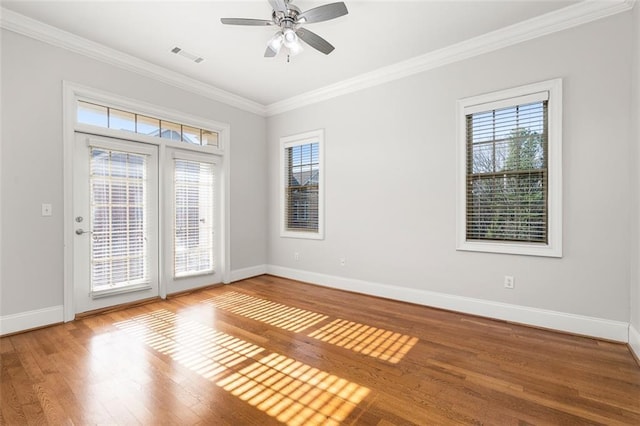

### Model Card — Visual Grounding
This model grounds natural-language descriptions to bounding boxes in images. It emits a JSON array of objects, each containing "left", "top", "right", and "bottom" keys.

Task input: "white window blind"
[
  {"left": 90, "top": 148, "right": 148, "bottom": 291},
  {"left": 465, "top": 98, "right": 548, "bottom": 243},
  {"left": 174, "top": 159, "right": 215, "bottom": 277},
  {"left": 284, "top": 142, "right": 319, "bottom": 233},
  {"left": 457, "top": 79, "right": 562, "bottom": 257}
]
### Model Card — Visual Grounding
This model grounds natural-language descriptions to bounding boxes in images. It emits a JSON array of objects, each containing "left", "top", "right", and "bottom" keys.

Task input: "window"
[
  {"left": 457, "top": 79, "right": 562, "bottom": 257},
  {"left": 77, "top": 101, "right": 219, "bottom": 147},
  {"left": 280, "top": 130, "right": 324, "bottom": 239}
]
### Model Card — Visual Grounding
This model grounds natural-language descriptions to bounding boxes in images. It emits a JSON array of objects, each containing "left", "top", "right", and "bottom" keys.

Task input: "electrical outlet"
[
  {"left": 339, "top": 257, "right": 346, "bottom": 266},
  {"left": 294, "top": 252, "right": 300, "bottom": 261},
  {"left": 504, "top": 275, "right": 515, "bottom": 289},
  {"left": 41, "top": 203, "right": 52, "bottom": 217}
]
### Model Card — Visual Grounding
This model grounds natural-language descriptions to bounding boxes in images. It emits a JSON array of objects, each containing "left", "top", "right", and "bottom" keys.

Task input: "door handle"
[{"left": 76, "top": 228, "right": 99, "bottom": 241}]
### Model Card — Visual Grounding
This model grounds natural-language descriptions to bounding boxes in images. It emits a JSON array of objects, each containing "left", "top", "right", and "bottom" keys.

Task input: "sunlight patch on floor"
[
  {"left": 308, "top": 319, "right": 419, "bottom": 364},
  {"left": 203, "top": 291, "right": 328, "bottom": 332},
  {"left": 114, "top": 309, "right": 369, "bottom": 425},
  {"left": 114, "top": 309, "right": 264, "bottom": 379},
  {"left": 216, "top": 352, "right": 370, "bottom": 426}
]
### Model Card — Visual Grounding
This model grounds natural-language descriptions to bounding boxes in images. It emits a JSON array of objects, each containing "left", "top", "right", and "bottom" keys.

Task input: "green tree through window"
[{"left": 466, "top": 102, "right": 548, "bottom": 243}]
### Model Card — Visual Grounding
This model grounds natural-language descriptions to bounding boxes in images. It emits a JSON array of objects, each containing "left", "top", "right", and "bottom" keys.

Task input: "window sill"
[
  {"left": 281, "top": 230, "right": 324, "bottom": 240},
  {"left": 457, "top": 240, "right": 562, "bottom": 258}
]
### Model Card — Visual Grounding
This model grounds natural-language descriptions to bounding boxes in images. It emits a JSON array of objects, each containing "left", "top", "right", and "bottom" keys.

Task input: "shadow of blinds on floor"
[
  {"left": 114, "top": 309, "right": 369, "bottom": 425},
  {"left": 203, "top": 291, "right": 328, "bottom": 332}
]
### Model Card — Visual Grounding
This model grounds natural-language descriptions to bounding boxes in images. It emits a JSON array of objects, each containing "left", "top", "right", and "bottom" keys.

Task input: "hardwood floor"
[{"left": 1, "top": 275, "right": 639, "bottom": 425}]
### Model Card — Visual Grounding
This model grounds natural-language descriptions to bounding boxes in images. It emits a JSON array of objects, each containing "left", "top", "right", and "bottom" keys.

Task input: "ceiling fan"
[{"left": 221, "top": 0, "right": 348, "bottom": 59}]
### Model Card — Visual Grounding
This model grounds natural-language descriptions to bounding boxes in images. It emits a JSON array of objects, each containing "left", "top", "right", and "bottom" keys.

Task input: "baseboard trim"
[
  {"left": 267, "top": 265, "right": 629, "bottom": 343},
  {"left": 0, "top": 263, "right": 268, "bottom": 335},
  {"left": 0, "top": 305, "right": 64, "bottom": 336},
  {"left": 630, "top": 324, "right": 640, "bottom": 362},
  {"left": 230, "top": 264, "right": 268, "bottom": 283},
  {"left": 1, "top": 267, "right": 630, "bottom": 343}
]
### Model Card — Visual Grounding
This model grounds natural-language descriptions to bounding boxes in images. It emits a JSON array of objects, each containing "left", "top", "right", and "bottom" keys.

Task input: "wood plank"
[
  {"left": 1, "top": 275, "right": 638, "bottom": 425},
  {"left": 0, "top": 380, "right": 27, "bottom": 425}
]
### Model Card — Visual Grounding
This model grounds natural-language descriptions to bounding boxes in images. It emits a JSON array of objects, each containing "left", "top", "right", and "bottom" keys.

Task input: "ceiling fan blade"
[
  {"left": 268, "top": 0, "right": 287, "bottom": 13},
  {"left": 220, "top": 18, "right": 273, "bottom": 26},
  {"left": 296, "top": 28, "right": 335, "bottom": 55},
  {"left": 297, "top": 2, "right": 348, "bottom": 24}
]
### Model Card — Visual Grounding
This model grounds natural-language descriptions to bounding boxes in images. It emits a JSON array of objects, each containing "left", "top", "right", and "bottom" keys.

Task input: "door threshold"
[
  {"left": 74, "top": 296, "right": 161, "bottom": 319},
  {"left": 166, "top": 282, "right": 225, "bottom": 299}
]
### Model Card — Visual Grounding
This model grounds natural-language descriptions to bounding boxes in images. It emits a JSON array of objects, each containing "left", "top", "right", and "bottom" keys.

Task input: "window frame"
[
  {"left": 280, "top": 129, "right": 325, "bottom": 240},
  {"left": 456, "top": 79, "right": 563, "bottom": 257}
]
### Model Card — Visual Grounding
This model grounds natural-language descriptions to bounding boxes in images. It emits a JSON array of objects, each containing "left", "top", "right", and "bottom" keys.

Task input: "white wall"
[
  {"left": 267, "top": 13, "right": 633, "bottom": 338},
  {"left": 1, "top": 8, "right": 637, "bottom": 343},
  {"left": 630, "top": 3, "right": 640, "bottom": 357},
  {"left": 0, "top": 30, "right": 267, "bottom": 322}
]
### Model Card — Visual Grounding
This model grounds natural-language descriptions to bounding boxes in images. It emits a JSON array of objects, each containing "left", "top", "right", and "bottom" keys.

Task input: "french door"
[
  {"left": 73, "top": 133, "right": 221, "bottom": 314},
  {"left": 163, "top": 148, "right": 221, "bottom": 294},
  {"left": 73, "top": 133, "right": 159, "bottom": 313}
]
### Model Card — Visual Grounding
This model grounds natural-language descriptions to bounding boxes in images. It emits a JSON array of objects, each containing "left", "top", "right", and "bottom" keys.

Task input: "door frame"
[{"left": 62, "top": 81, "right": 231, "bottom": 322}]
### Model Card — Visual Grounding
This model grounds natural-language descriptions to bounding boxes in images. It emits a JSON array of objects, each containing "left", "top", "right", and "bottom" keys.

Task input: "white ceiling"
[{"left": 2, "top": 0, "right": 584, "bottom": 106}]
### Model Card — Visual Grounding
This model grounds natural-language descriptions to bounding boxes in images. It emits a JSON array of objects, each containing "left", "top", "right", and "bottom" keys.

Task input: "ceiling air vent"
[{"left": 171, "top": 46, "right": 204, "bottom": 64}]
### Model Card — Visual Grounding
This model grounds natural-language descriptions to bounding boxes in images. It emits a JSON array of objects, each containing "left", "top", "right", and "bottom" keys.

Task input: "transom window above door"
[{"left": 77, "top": 100, "right": 219, "bottom": 147}]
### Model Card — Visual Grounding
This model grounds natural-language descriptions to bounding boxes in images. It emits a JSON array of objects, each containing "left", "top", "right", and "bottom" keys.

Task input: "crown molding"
[
  {"left": 265, "top": 0, "right": 636, "bottom": 116},
  {"left": 0, "top": 7, "right": 267, "bottom": 116},
  {"left": 1, "top": 1, "right": 635, "bottom": 118}
]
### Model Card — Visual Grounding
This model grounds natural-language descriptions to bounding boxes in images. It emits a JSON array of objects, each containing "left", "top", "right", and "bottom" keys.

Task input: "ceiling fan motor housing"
[{"left": 273, "top": 3, "right": 300, "bottom": 29}]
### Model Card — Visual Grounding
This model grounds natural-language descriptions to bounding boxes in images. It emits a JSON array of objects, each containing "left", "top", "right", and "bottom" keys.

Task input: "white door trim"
[{"left": 62, "top": 81, "right": 231, "bottom": 322}]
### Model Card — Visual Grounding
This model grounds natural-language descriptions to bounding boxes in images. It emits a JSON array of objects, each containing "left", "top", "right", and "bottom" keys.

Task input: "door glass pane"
[
  {"left": 174, "top": 159, "right": 215, "bottom": 277},
  {"left": 90, "top": 148, "right": 148, "bottom": 291}
]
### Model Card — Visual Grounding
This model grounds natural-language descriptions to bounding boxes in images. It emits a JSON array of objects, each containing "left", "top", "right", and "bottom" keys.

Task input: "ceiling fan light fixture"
[
  {"left": 268, "top": 31, "right": 284, "bottom": 51},
  {"left": 287, "top": 40, "right": 304, "bottom": 56},
  {"left": 282, "top": 27, "right": 303, "bottom": 56},
  {"left": 282, "top": 28, "right": 298, "bottom": 48}
]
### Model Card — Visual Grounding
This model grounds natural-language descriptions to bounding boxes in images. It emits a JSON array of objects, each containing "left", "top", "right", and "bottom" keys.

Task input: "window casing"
[
  {"left": 456, "top": 79, "right": 562, "bottom": 257},
  {"left": 280, "top": 130, "right": 324, "bottom": 239}
]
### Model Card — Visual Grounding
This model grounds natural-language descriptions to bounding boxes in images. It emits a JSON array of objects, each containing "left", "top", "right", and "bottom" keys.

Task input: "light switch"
[{"left": 42, "top": 203, "right": 52, "bottom": 217}]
